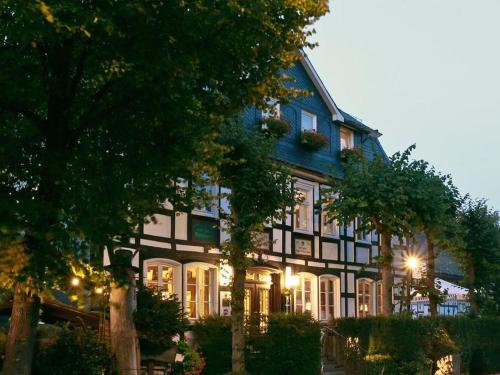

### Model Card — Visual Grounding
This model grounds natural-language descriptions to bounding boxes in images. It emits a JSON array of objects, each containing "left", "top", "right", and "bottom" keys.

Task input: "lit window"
[
  {"left": 262, "top": 98, "right": 280, "bottom": 119},
  {"left": 295, "top": 275, "right": 312, "bottom": 314},
  {"left": 376, "top": 281, "right": 383, "bottom": 316},
  {"left": 357, "top": 279, "right": 373, "bottom": 317},
  {"left": 301, "top": 110, "right": 317, "bottom": 131},
  {"left": 145, "top": 261, "right": 175, "bottom": 299},
  {"left": 320, "top": 277, "right": 337, "bottom": 321},
  {"left": 186, "top": 265, "right": 215, "bottom": 319},
  {"left": 294, "top": 187, "right": 312, "bottom": 232},
  {"left": 340, "top": 127, "right": 354, "bottom": 150}
]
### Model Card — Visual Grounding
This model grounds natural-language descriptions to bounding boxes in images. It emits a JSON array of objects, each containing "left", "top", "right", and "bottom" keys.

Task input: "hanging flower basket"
[
  {"left": 299, "top": 130, "right": 328, "bottom": 151},
  {"left": 260, "top": 117, "right": 291, "bottom": 138},
  {"left": 339, "top": 147, "right": 365, "bottom": 162}
]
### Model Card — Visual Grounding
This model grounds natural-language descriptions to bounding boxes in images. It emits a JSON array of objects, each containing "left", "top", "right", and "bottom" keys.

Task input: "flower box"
[
  {"left": 260, "top": 116, "right": 291, "bottom": 138},
  {"left": 299, "top": 130, "right": 328, "bottom": 151},
  {"left": 339, "top": 147, "right": 364, "bottom": 161}
]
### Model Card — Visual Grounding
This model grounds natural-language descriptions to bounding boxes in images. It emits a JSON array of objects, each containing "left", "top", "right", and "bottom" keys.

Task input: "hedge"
[
  {"left": 333, "top": 316, "right": 500, "bottom": 375},
  {"left": 192, "top": 313, "right": 321, "bottom": 375}
]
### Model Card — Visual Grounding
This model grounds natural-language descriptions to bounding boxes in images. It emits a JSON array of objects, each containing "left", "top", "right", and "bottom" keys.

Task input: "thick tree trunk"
[
  {"left": 426, "top": 238, "right": 438, "bottom": 317},
  {"left": 380, "top": 231, "right": 394, "bottom": 316},
  {"left": 110, "top": 267, "right": 140, "bottom": 375},
  {"left": 231, "top": 265, "right": 246, "bottom": 373},
  {"left": 3, "top": 283, "right": 40, "bottom": 375},
  {"left": 467, "top": 265, "right": 478, "bottom": 317}
]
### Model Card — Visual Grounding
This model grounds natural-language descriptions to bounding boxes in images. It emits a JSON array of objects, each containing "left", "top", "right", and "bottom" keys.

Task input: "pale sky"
[{"left": 307, "top": 0, "right": 500, "bottom": 210}]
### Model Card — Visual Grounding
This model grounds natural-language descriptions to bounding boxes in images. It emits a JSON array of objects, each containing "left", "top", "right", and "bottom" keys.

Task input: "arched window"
[
  {"left": 357, "top": 279, "right": 374, "bottom": 317},
  {"left": 185, "top": 263, "right": 217, "bottom": 319},
  {"left": 294, "top": 273, "right": 317, "bottom": 317},
  {"left": 319, "top": 275, "right": 340, "bottom": 321},
  {"left": 143, "top": 259, "right": 181, "bottom": 299}
]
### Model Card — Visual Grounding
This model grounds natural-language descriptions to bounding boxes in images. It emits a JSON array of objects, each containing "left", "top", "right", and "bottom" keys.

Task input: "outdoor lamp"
[
  {"left": 406, "top": 256, "right": 419, "bottom": 271},
  {"left": 71, "top": 277, "right": 80, "bottom": 287}
]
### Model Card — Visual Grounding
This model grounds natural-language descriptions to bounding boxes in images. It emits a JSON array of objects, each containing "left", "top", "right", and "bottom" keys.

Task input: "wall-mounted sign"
[
  {"left": 295, "top": 238, "right": 312, "bottom": 256},
  {"left": 220, "top": 291, "right": 232, "bottom": 316},
  {"left": 192, "top": 219, "right": 217, "bottom": 243}
]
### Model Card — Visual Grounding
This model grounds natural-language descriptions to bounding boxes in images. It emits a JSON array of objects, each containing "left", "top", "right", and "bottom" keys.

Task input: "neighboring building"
[
  {"left": 105, "top": 55, "right": 393, "bottom": 322},
  {"left": 411, "top": 278, "right": 470, "bottom": 316}
]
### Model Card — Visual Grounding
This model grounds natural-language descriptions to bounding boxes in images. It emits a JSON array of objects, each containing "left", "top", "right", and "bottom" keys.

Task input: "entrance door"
[{"left": 244, "top": 283, "right": 270, "bottom": 319}]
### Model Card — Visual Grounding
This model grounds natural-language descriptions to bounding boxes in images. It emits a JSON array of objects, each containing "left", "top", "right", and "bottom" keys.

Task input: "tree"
[
  {"left": 217, "top": 120, "right": 296, "bottom": 373},
  {"left": 0, "top": 1, "right": 327, "bottom": 373},
  {"left": 323, "top": 147, "right": 417, "bottom": 316},
  {"left": 456, "top": 199, "right": 500, "bottom": 316},
  {"left": 406, "top": 160, "right": 462, "bottom": 316}
]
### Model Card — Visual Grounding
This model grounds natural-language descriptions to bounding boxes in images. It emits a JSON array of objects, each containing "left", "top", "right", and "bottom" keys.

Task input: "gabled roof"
[
  {"left": 299, "top": 53, "right": 344, "bottom": 122},
  {"left": 299, "top": 53, "right": 382, "bottom": 139}
]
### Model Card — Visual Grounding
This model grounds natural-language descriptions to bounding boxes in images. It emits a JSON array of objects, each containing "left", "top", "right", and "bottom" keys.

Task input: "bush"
[
  {"left": 333, "top": 316, "right": 500, "bottom": 375},
  {"left": 250, "top": 313, "right": 321, "bottom": 375},
  {"left": 299, "top": 130, "right": 328, "bottom": 151},
  {"left": 134, "top": 286, "right": 188, "bottom": 355},
  {"left": 33, "top": 324, "right": 116, "bottom": 375},
  {"left": 192, "top": 316, "right": 232, "bottom": 375}
]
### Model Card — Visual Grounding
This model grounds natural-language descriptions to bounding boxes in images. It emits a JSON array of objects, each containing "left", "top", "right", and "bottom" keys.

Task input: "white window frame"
[
  {"left": 355, "top": 218, "right": 370, "bottom": 243},
  {"left": 262, "top": 98, "right": 280, "bottom": 119},
  {"left": 301, "top": 110, "right": 317, "bottom": 132},
  {"left": 184, "top": 262, "right": 218, "bottom": 320},
  {"left": 294, "top": 272, "right": 318, "bottom": 318},
  {"left": 192, "top": 184, "right": 218, "bottom": 218},
  {"left": 319, "top": 275, "right": 340, "bottom": 321},
  {"left": 143, "top": 258, "right": 182, "bottom": 299},
  {"left": 357, "top": 278, "right": 375, "bottom": 317},
  {"left": 294, "top": 181, "right": 314, "bottom": 234},
  {"left": 340, "top": 127, "right": 354, "bottom": 150}
]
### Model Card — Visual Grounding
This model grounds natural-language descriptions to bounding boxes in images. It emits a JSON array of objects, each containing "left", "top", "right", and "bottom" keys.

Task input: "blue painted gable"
[{"left": 244, "top": 60, "right": 386, "bottom": 177}]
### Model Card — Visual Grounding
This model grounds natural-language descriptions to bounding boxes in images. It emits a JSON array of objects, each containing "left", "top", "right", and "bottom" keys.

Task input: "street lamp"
[{"left": 404, "top": 256, "right": 420, "bottom": 313}]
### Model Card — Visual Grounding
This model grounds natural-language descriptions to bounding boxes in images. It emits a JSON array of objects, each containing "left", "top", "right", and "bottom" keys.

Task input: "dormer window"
[
  {"left": 301, "top": 110, "right": 317, "bottom": 131},
  {"left": 340, "top": 127, "right": 354, "bottom": 150}
]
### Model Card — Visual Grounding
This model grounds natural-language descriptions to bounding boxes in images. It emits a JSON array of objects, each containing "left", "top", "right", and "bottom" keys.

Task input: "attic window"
[
  {"left": 301, "top": 110, "right": 317, "bottom": 131},
  {"left": 340, "top": 127, "right": 354, "bottom": 150}
]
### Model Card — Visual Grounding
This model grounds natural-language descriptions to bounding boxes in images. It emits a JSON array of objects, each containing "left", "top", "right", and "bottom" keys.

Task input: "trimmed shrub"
[
  {"left": 250, "top": 313, "right": 321, "bottom": 375},
  {"left": 299, "top": 130, "right": 328, "bottom": 151},
  {"left": 192, "top": 316, "right": 232, "bottom": 375},
  {"left": 33, "top": 324, "right": 116, "bottom": 375},
  {"left": 333, "top": 316, "right": 500, "bottom": 375},
  {"left": 134, "top": 286, "right": 188, "bottom": 355}
]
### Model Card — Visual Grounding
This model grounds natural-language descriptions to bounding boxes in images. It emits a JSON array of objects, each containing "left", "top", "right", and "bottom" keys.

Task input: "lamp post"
[{"left": 405, "top": 256, "right": 420, "bottom": 313}]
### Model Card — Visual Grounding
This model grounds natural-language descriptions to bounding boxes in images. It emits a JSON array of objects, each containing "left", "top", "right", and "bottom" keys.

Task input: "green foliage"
[
  {"left": 171, "top": 340, "right": 205, "bottom": 375},
  {"left": 32, "top": 324, "right": 117, "bottom": 375},
  {"left": 334, "top": 316, "right": 500, "bottom": 375},
  {"left": 455, "top": 198, "right": 500, "bottom": 316},
  {"left": 134, "top": 286, "right": 188, "bottom": 356},
  {"left": 0, "top": 0, "right": 327, "bottom": 290},
  {"left": 249, "top": 313, "right": 321, "bottom": 375},
  {"left": 192, "top": 316, "right": 232, "bottom": 375},
  {"left": 260, "top": 117, "right": 291, "bottom": 138},
  {"left": 299, "top": 130, "right": 328, "bottom": 151},
  {"left": 193, "top": 314, "right": 321, "bottom": 375}
]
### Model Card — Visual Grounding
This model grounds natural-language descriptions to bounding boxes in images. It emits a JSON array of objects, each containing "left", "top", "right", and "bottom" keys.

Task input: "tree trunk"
[
  {"left": 110, "top": 267, "right": 140, "bottom": 375},
  {"left": 231, "top": 265, "right": 246, "bottom": 373},
  {"left": 426, "top": 237, "right": 438, "bottom": 317},
  {"left": 380, "top": 231, "right": 394, "bottom": 316},
  {"left": 3, "top": 283, "right": 40, "bottom": 375},
  {"left": 467, "top": 265, "right": 478, "bottom": 317}
]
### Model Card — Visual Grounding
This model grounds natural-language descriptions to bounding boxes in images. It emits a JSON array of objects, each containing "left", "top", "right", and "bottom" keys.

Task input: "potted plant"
[
  {"left": 299, "top": 129, "right": 328, "bottom": 151},
  {"left": 260, "top": 116, "right": 291, "bottom": 138}
]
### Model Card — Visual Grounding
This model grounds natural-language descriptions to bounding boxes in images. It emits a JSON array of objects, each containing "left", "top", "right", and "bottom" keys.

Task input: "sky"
[{"left": 306, "top": 0, "right": 500, "bottom": 210}]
